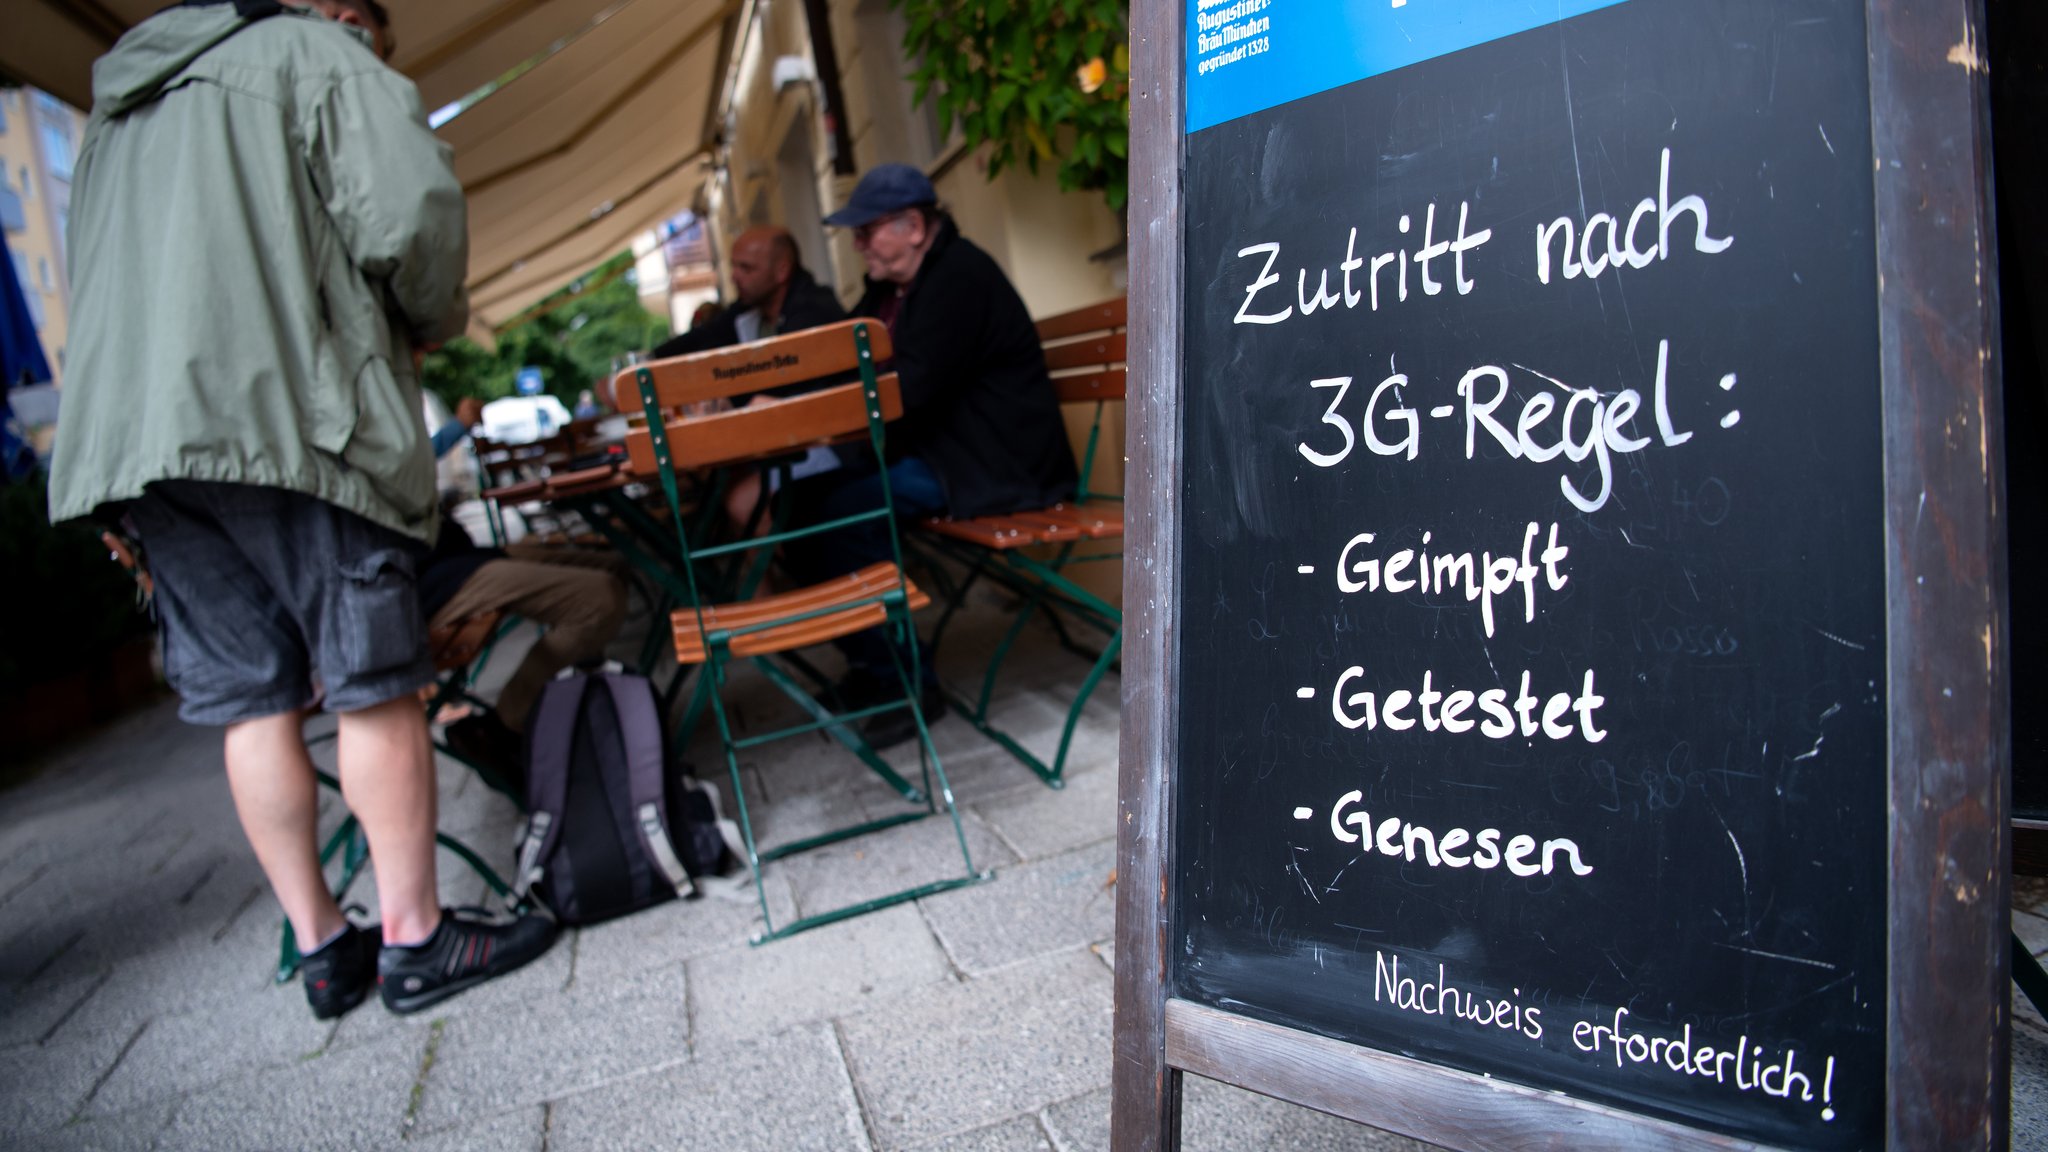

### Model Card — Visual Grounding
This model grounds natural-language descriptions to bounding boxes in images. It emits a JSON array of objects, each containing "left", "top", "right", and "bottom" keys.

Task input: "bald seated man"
[
  {"left": 293, "top": 0, "right": 395, "bottom": 59},
  {"left": 651, "top": 227, "right": 846, "bottom": 369}
]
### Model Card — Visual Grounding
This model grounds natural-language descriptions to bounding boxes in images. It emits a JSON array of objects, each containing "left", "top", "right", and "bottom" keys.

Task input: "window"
[
  {"left": 38, "top": 122, "right": 74, "bottom": 181},
  {"left": 0, "top": 93, "right": 9, "bottom": 135},
  {"left": 38, "top": 257, "right": 52, "bottom": 293},
  {"left": 0, "top": 172, "right": 23, "bottom": 234},
  {"left": 35, "top": 94, "right": 75, "bottom": 181},
  {"left": 19, "top": 166, "right": 30, "bottom": 201}
]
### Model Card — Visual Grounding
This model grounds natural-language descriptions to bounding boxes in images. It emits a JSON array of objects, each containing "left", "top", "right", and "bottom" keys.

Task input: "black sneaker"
[
  {"left": 377, "top": 907, "right": 559, "bottom": 1015},
  {"left": 859, "top": 681, "right": 947, "bottom": 752},
  {"left": 831, "top": 669, "right": 896, "bottom": 714},
  {"left": 442, "top": 714, "right": 525, "bottom": 794},
  {"left": 302, "top": 921, "right": 381, "bottom": 1020}
]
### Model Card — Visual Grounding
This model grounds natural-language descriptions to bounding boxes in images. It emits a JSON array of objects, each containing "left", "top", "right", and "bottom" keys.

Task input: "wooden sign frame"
[{"left": 1111, "top": 0, "right": 2009, "bottom": 1148}]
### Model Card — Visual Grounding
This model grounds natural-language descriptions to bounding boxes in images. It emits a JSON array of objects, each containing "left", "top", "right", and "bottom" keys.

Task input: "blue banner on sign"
[
  {"left": 515, "top": 366, "right": 545, "bottom": 396},
  {"left": 1186, "top": 0, "right": 1632, "bottom": 133}
]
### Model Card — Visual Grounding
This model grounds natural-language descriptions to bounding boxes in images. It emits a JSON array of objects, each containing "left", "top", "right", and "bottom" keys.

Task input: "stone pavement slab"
[
  {"left": 2018, "top": 1010, "right": 2048, "bottom": 1142},
  {"left": 0, "top": 967, "right": 105, "bottom": 1049},
  {"left": 911, "top": 1113, "right": 1057, "bottom": 1152},
  {"left": 155, "top": 1030, "right": 423, "bottom": 1151},
  {"left": 84, "top": 987, "right": 338, "bottom": 1116},
  {"left": 688, "top": 902, "right": 953, "bottom": 1046},
  {"left": 971, "top": 766, "right": 1118, "bottom": 863},
  {"left": 410, "top": 960, "right": 691, "bottom": 1134},
  {"left": 405, "top": 1105, "right": 546, "bottom": 1152},
  {"left": 0, "top": 1024, "right": 137, "bottom": 1144},
  {"left": 1038, "top": 1087, "right": 1112, "bottom": 1152},
  {"left": 15, "top": 1100, "right": 176, "bottom": 1152},
  {"left": 569, "top": 872, "right": 800, "bottom": 988},
  {"left": 2017, "top": 907, "right": 2048, "bottom": 958},
  {"left": 919, "top": 840, "right": 1116, "bottom": 977},
  {"left": 776, "top": 807, "right": 1015, "bottom": 923},
  {"left": 51, "top": 914, "right": 291, "bottom": 1052},
  {"left": 546, "top": 1023, "right": 867, "bottom": 1151},
  {"left": 836, "top": 948, "right": 1112, "bottom": 1150}
]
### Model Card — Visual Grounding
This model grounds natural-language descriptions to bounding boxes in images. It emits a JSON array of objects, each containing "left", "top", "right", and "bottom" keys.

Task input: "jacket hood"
[{"left": 90, "top": 5, "right": 292, "bottom": 118}]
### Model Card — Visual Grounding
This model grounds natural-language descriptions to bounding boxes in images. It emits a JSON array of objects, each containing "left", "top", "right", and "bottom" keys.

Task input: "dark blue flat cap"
[{"left": 823, "top": 163, "right": 937, "bottom": 227}]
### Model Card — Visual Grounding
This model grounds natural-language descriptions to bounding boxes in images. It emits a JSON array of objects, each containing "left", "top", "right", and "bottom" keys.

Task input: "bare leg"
[
  {"left": 723, "top": 469, "right": 771, "bottom": 537},
  {"left": 223, "top": 713, "right": 346, "bottom": 949},
  {"left": 335, "top": 696, "right": 442, "bottom": 947}
]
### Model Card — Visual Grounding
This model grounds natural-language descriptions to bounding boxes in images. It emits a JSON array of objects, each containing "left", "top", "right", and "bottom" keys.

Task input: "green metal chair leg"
[
  {"left": 752, "top": 656, "right": 927, "bottom": 803},
  {"left": 746, "top": 672, "right": 989, "bottom": 942},
  {"left": 276, "top": 814, "right": 366, "bottom": 983}
]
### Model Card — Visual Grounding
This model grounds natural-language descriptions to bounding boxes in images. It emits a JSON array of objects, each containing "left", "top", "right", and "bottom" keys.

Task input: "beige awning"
[{"left": 5, "top": 0, "right": 731, "bottom": 330}]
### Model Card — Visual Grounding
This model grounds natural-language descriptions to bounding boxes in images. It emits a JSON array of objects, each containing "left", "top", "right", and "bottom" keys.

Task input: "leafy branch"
[{"left": 897, "top": 0, "right": 1130, "bottom": 214}]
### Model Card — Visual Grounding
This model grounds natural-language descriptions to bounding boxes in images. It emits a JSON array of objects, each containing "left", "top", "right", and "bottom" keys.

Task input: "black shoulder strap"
[{"left": 178, "top": 0, "right": 284, "bottom": 16}]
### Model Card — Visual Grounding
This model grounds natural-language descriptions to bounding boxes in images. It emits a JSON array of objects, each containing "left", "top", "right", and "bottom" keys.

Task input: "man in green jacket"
[{"left": 49, "top": 0, "right": 556, "bottom": 1019}]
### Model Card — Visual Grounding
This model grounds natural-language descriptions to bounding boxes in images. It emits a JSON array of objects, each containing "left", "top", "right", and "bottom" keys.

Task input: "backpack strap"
[
  {"left": 604, "top": 673, "right": 697, "bottom": 899},
  {"left": 512, "top": 674, "right": 589, "bottom": 899}
]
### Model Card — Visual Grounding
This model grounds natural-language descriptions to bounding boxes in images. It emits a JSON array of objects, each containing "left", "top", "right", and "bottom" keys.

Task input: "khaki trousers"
[{"left": 429, "top": 556, "right": 627, "bottom": 731}]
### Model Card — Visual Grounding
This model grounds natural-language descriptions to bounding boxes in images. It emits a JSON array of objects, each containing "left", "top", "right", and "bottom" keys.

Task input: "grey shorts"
[{"left": 128, "top": 480, "right": 434, "bottom": 726}]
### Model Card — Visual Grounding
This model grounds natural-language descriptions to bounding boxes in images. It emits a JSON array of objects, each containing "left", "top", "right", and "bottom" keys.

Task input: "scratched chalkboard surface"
[{"left": 1174, "top": 1, "right": 1885, "bottom": 1147}]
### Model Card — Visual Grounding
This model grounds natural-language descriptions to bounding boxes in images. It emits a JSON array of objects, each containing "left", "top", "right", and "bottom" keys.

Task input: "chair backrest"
[
  {"left": 616, "top": 319, "right": 902, "bottom": 475},
  {"left": 619, "top": 319, "right": 913, "bottom": 612},
  {"left": 622, "top": 319, "right": 895, "bottom": 409},
  {"left": 1035, "top": 297, "right": 1126, "bottom": 498}
]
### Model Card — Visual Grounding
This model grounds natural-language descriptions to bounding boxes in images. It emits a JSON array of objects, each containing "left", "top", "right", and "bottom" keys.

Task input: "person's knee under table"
[{"left": 430, "top": 559, "right": 627, "bottom": 730}]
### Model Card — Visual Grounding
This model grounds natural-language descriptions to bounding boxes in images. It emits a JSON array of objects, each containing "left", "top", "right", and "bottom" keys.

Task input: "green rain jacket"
[{"left": 49, "top": 4, "right": 468, "bottom": 542}]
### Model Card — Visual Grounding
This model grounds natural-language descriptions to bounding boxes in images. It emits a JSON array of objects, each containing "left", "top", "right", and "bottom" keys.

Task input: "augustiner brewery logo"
[{"left": 711, "top": 353, "right": 800, "bottom": 381}]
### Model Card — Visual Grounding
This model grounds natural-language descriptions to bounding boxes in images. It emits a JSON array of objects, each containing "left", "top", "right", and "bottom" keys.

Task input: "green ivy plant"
[{"left": 897, "top": 0, "right": 1130, "bottom": 213}]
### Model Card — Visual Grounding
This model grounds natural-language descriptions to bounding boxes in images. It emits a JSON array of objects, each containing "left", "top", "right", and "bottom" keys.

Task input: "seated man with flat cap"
[{"left": 784, "top": 163, "right": 1079, "bottom": 747}]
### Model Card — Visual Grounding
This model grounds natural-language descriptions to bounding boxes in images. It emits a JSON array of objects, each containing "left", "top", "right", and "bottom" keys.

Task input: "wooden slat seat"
[
  {"left": 545, "top": 462, "right": 621, "bottom": 491},
  {"left": 483, "top": 477, "right": 548, "bottom": 503},
  {"left": 1020, "top": 501, "right": 1122, "bottom": 538},
  {"left": 483, "top": 461, "right": 626, "bottom": 503},
  {"left": 912, "top": 297, "right": 1127, "bottom": 788},
  {"left": 920, "top": 500, "right": 1125, "bottom": 550},
  {"left": 668, "top": 561, "right": 929, "bottom": 663}
]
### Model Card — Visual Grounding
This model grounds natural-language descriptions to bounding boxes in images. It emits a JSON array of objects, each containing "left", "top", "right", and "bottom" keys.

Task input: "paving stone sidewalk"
[
  {"left": 6, "top": 593, "right": 2041, "bottom": 1150},
  {"left": 0, "top": 601, "right": 1443, "bottom": 1151}
]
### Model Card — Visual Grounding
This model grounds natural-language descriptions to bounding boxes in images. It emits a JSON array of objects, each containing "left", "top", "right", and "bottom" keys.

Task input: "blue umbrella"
[
  {"left": 0, "top": 228, "right": 52, "bottom": 389},
  {"left": 1, "top": 229, "right": 52, "bottom": 480}
]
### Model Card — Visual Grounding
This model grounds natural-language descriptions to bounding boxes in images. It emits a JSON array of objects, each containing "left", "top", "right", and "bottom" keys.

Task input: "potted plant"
[{"left": 0, "top": 471, "right": 159, "bottom": 762}]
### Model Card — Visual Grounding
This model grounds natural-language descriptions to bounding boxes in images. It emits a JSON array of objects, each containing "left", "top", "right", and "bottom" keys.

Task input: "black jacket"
[
  {"left": 851, "top": 218, "right": 1077, "bottom": 519},
  {"left": 651, "top": 267, "right": 847, "bottom": 361}
]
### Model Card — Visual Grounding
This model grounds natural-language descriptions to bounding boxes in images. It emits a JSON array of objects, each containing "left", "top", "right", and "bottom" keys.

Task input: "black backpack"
[{"left": 511, "top": 668, "right": 737, "bottom": 926}]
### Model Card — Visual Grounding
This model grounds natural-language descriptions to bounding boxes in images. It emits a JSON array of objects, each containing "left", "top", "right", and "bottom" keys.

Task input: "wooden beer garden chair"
[
  {"left": 912, "top": 297, "right": 1126, "bottom": 787},
  {"left": 619, "top": 318, "right": 989, "bottom": 943}
]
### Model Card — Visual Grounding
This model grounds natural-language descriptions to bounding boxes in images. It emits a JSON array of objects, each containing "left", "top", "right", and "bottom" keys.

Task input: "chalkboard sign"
[
  {"left": 1176, "top": 0, "right": 1881, "bottom": 1145},
  {"left": 1111, "top": 0, "right": 2008, "bottom": 1149}
]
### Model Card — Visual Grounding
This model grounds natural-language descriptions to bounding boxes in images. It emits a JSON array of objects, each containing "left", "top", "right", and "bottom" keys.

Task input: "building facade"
[
  {"left": 0, "top": 87, "right": 85, "bottom": 389},
  {"left": 695, "top": 0, "right": 1129, "bottom": 600}
]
